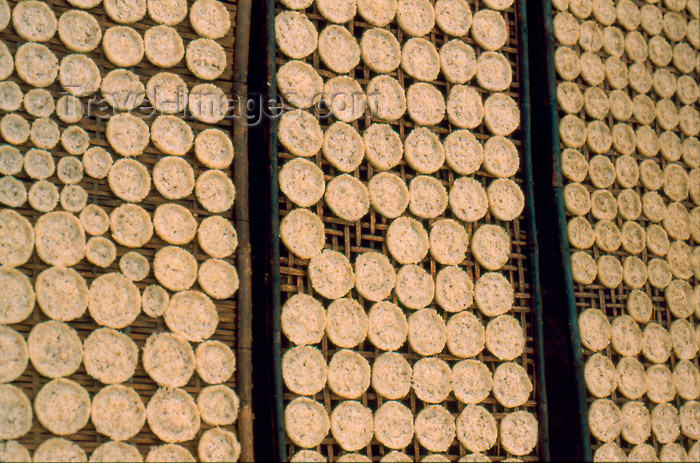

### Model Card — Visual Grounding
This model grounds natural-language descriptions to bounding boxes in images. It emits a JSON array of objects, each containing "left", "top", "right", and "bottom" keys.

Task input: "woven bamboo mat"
[
  {"left": 1, "top": 0, "right": 244, "bottom": 459},
  {"left": 274, "top": 1, "right": 541, "bottom": 461}
]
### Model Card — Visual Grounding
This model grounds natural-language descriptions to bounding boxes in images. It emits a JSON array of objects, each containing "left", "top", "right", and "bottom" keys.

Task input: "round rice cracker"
[
  {"left": 198, "top": 427, "right": 241, "bottom": 463},
  {"left": 15, "top": 42, "right": 59, "bottom": 88},
  {"left": 588, "top": 399, "right": 621, "bottom": 443},
  {"left": 147, "top": 388, "right": 200, "bottom": 443},
  {"left": 120, "top": 252, "right": 150, "bottom": 282},
  {"left": 484, "top": 93, "right": 520, "bottom": 136},
  {"left": 164, "top": 290, "right": 218, "bottom": 342},
  {"left": 616, "top": 356, "right": 647, "bottom": 401},
  {"left": 651, "top": 403, "right": 681, "bottom": 444},
  {"left": 196, "top": 340, "right": 236, "bottom": 385},
  {"left": 0, "top": 145, "right": 22, "bottom": 177},
  {"left": 12, "top": 1, "right": 56, "bottom": 42},
  {"left": 472, "top": 9, "right": 507, "bottom": 51},
  {"left": 29, "top": 117, "right": 60, "bottom": 150},
  {"left": 153, "top": 203, "right": 197, "bottom": 245},
  {"left": 401, "top": 37, "right": 440, "bottom": 82},
  {"left": 59, "top": 54, "right": 101, "bottom": 97},
  {"left": 404, "top": 127, "right": 445, "bottom": 174},
  {"left": 485, "top": 315, "right": 525, "bottom": 361},
  {"left": 0, "top": 113, "right": 30, "bottom": 146},
  {"left": 35, "top": 378, "right": 90, "bottom": 436},
  {"left": 35, "top": 266, "right": 88, "bottom": 322},
  {"left": 144, "top": 24, "right": 185, "bottom": 68},
  {"left": 110, "top": 204, "right": 153, "bottom": 248},
  {"left": 444, "top": 130, "right": 483, "bottom": 175},
  {"left": 198, "top": 216, "right": 238, "bottom": 259},
  {"left": 309, "top": 249, "right": 355, "bottom": 299},
  {"left": 477, "top": 52, "right": 512, "bottom": 92},
  {"left": 88, "top": 273, "right": 141, "bottom": 329},
  {"left": 487, "top": 178, "right": 525, "bottom": 222},
  {"left": 456, "top": 404, "right": 497, "bottom": 454},
  {"left": 386, "top": 216, "right": 429, "bottom": 265},
  {"left": 646, "top": 364, "right": 676, "bottom": 404},
  {"left": 84, "top": 328, "right": 138, "bottom": 385},
  {"left": 355, "top": 0, "right": 396, "bottom": 26},
  {"left": 275, "top": 11, "right": 317, "bottom": 59},
  {"left": 143, "top": 332, "right": 195, "bottom": 389},
  {"left": 190, "top": 0, "right": 231, "bottom": 39},
  {"left": 367, "top": 301, "right": 407, "bottom": 351},
  {"left": 151, "top": 115, "right": 194, "bottom": 156},
  {"left": 396, "top": 0, "right": 435, "bottom": 37},
  {"left": 328, "top": 349, "right": 371, "bottom": 399},
  {"left": 189, "top": 83, "right": 229, "bottom": 124},
  {"left": 372, "top": 352, "right": 412, "bottom": 400},
  {"left": 92, "top": 385, "right": 146, "bottom": 441},
  {"left": 446, "top": 311, "right": 484, "bottom": 358},
  {"left": 58, "top": 10, "right": 102, "bottom": 53},
  {"left": 33, "top": 211, "right": 85, "bottom": 267},
  {"left": 666, "top": 279, "right": 694, "bottom": 319},
  {"left": 578, "top": 309, "right": 611, "bottom": 352},
  {"left": 0, "top": 440, "right": 30, "bottom": 463},
  {"left": 277, "top": 61, "right": 323, "bottom": 110},
  {"left": 85, "top": 237, "right": 117, "bottom": 268},
  {"left": 354, "top": 251, "right": 396, "bottom": 302},
  {"left": 557, "top": 81, "right": 583, "bottom": 114},
  {"left": 435, "top": 0, "right": 472, "bottom": 36},
  {"left": 409, "top": 176, "right": 448, "bottom": 219},
  {"left": 60, "top": 185, "right": 88, "bottom": 213},
  {"left": 105, "top": 0, "right": 147, "bottom": 24},
  {"left": 278, "top": 110, "right": 323, "bottom": 158},
  {"left": 374, "top": 401, "right": 414, "bottom": 450},
  {"left": 413, "top": 357, "right": 452, "bottom": 403},
  {"left": 186, "top": 38, "right": 227, "bottom": 81},
  {"left": 0, "top": 0, "right": 9, "bottom": 31},
  {"left": 325, "top": 76, "right": 367, "bottom": 123},
  {"left": 493, "top": 362, "right": 532, "bottom": 408},
  {"left": 474, "top": 272, "right": 513, "bottom": 317},
  {"left": 196, "top": 169, "right": 236, "bottom": 213},
  {"left": 429, "top": 219, "right": 467, "bottom": 266},
  {"left": 452, "top": 359, "right": 491, "bottom": 406},
  {"left": 680, "top": 401, "right": 700, "bottom": 440},
  {"left": 0, "top": 385, "right": 32, "bottom": 441},
  {"left": 448, "top": 177, "right": 488, "bottom": 223},
  {"left": 0, "top": 210, "right": 34, "bottom": 268},
  {"left": 361, "top": 28, "right": 401, "bottom": 74},
  {"left": 362, "top": 123, "right": 402, "bottom": 171},
  {"left": 414, "top": 405, "right": 455, "bottom": 453},
  {"left": 83, "top": 147, "right": 113, "bottom": 180},
  {"left": 326, "top": 298, "right": 368, "bottom": 349},
  {"left": 146, "top": 72, "right": 188, "bottom": 114},
  {"left": 33, "top": 438, "right": 87, "bottom": 462},
  {"left": 147, "top": 0, "right": 188, "bottom": 26},
  {"left": 660, "top": 443, "right": 689, "bottom": 463},
  {"left": 440, "top": 39, "right": 477, "bottom": 85},
  {"left": 102, "top": 26, "right": 144, "bottom": 67},
  {"left": 0, "top": 176, "right": 26, "bottom": 208},
  {"left": 368, "top": 172, "right": 409, "bottom": 219},
  {"left": 285, "top": 397, "right": 330, "bottom": 448},
  {"left": 318, "top": 24, "right": 360, "bottom": 74},
  {"left": 670, "top": 318, "right": 698, "bottom": 360},
  {"left": 153, "top": 244, "right": 198, "bottom": 291},
  {"left": 195, "top": 128, "right": 235, "bottom": 169},
  {"left": 0, "top": 326, "right": 28, "bottom": 384},
  {"left": 471, "top": 224, "right": 510, "bottom": 271},
  {"left": 281, "top": 293, "right": 325, "bottom": 346},
  {"left": 90, "top": 441, "right": 143, "bottom": 462},
  {"left": 152, "top": 156, "right": 194, "bottom": 201},
  {"left": 146, "top": 444, "right": 195, "bottom": 463},
  {"left": 395, "top": 264, "right": 434, "bottom": 310},
  {"left": 106, "top": 113, "right": 150, "bottom": 157},
  {"left": 406, "top": 82, "right": 445, "bottom": 126},
  {"left": 280, "top": 208, "right": 325, "bottom": 260},
  {"left": 0, "top": 40, "right": 13, "bottom": 82},
  {"left": 323, "top": 121, "right": 365, "bottom": 173},
  {"left": 408, "top": 308, "right": 447, "bottom": 356},
  {"left": 366, "top": 75, "right": 407, "bottom": 121},
  {"left": 322, "top": 175, "right": 368, "bottom": 220},
  {"left": 446, "top": 85, "right": 484, "bottom": 129},
  {"left": 198, "top": 258, "right": 239, "bottom": 300}
]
